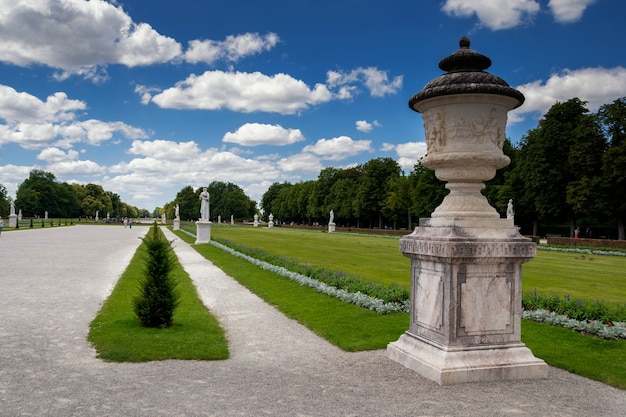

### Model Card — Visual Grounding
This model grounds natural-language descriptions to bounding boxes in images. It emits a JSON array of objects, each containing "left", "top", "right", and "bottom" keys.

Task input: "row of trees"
[
  {"left": 161, "top": 182, "right": 257, "bottom": 222},
  {"left": 260, "top": 97, "right": 626, "bottom": 240},
  {"left": 3, "top": 170, "right": 148, "bottom": 219}
]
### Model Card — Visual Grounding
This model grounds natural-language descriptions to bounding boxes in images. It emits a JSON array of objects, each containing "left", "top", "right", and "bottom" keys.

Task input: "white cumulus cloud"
[
  {"left": 0, "top": 0, "right": 181, "bottom": 81},
  {"left": 548, "top": 0, "right": 597, "bottom": 23},
  {"left": 184, "top": 32, "right": 279, "bottom": 64},
  {"left": 223, "top": 123, "right": 305, "bottom": 146},
  {"left": 277, "top": 153, "right": 324, "bottom": 173},
  {"left": 512, "top": 66, "right": 626, "bottom": 122},
  {"left": 303, "top": 136, "right": 373, "bottom": 161},
  {"left": 327, "top": 67, "right": 403, "bottom": 97},
  {"left": 442, "top": 0, "right": 540, "bottom": 30},
  {"left": 146, "top": 70, "right": 333, "bottom": 114},
  {"left": 356, "top": 120, "right": 381, "bottom": 133}
]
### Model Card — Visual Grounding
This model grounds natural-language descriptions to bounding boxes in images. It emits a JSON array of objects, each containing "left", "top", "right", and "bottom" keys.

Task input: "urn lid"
[{"left": 409, "top": 37, "right": 524, "bottom": 111}]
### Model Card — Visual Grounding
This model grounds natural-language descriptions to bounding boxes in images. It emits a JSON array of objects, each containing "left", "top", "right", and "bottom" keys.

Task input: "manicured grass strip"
[
  {"left": 210, "top": 224, "right": 411, "bottom": 289},
  {"left": 523, "top": 249, "right": 626, "bottom": 304},
  {"left": 174, "top": 230, "right": 408, "bottom": 351},
  {"left": 88, "top": 229, "right": 229, "bottom": 362},
  {"left": 522, "top": 320, "right": 626, "bottom": 390}
]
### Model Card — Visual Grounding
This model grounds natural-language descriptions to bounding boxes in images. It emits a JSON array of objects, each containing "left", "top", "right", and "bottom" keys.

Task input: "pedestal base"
[
  {"left": 328, "top": 223, "right": 335, "bottom": 233},
  {"left": 387, "top": 333, "right": 548, "bottom": 385},
  {"left": 195, "top": 221, "right": 211, "bottom": 244},
  {"left": 173, "top": 219, "right": 180, "bottom": 230},
  {"left": 8, "top": 214, "right": 17, "bottom": 228}
]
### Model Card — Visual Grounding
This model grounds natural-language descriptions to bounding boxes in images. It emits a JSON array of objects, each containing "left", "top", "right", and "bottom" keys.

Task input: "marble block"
[{"left": 195, "top": 220, "right": 211, "bottom": 244}]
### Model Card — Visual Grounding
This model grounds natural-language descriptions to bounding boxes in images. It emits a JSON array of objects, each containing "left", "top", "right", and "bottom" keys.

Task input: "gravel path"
[{"left": 0, "top": 225, "right": 624, "bottom": 416}]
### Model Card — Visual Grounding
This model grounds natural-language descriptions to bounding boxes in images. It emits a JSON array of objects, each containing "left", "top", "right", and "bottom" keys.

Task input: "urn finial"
[{"left": 409, "top": 37, "right": 524, "bottom": 112}]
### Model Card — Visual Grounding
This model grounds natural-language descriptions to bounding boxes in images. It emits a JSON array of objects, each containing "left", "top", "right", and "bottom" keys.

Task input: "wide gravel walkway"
[{"left": 0, "top": 225, "right": 624, "bottom": 416}]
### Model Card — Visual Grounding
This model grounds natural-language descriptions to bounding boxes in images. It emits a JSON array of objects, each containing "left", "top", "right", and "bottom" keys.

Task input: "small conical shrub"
[{"left": 133, "top": 223, "right": 180, "bottom": 328}]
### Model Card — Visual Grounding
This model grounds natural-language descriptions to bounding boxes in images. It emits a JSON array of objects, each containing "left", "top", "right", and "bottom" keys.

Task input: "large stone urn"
[{"left": 387, "top": 37, "right": 548, "bottom": 385}]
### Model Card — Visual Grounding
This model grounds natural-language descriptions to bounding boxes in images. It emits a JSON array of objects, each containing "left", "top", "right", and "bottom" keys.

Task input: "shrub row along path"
[{"left": 1, "top": 225, "right": 624, "bottom": 417}]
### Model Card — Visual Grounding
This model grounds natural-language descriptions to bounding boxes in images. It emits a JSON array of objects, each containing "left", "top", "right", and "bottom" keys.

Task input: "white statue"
[
  {"left": 45, "top": 211, "right": 48, "bottom": 219},
  {"left": 199, "top": 187, "right": 210, "bottom": 221},
  {"left": 506, "top": 199, "right": 514, "bottom": 220},
  {"left": 18, "top": 209, "right": 22, "bottom": 221},
  {"left": 329, "top": 209, "right": 334, "bottom": 224},
  {"left": 175, "top": 204, "right": 180, "bottom": 220},
  {"left": 10, "top": 201, "right": 15, "bottom": 215}
]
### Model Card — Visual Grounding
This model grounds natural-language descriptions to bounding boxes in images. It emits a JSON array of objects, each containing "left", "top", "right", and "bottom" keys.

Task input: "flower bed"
[{"left": 522, "top": 309, "right": 626, "bottom": 340}]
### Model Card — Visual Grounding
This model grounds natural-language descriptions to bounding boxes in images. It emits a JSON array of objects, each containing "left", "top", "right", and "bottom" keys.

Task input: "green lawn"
[
  {"left": 210, "top": 224, "right": 626, "bottom": 303},
  {"left": 523, "top": 249, "right": 626, "bottom": 303},
  {"left": 211, "top": 224, "right": 411, "bottom": 288}
]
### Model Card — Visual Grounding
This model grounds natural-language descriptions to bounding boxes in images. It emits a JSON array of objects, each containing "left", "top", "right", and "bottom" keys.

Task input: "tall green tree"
[
  {"left": 56, "top": 183, "right": 80, "bottom": 218},
  {"left": 0, "top": 183, "right": 9, "bottom": 216},
  {"left": 516, "top": 98, "right": 604, "bottom": 235},
  {"left": 355, "top": 158, "right": 401, "bottom": 228},
  {"left": 598, "top": 97, "right": 626, "bottom": 239},
  {"left": 207, "top": 181, "right": 256, "bottom": 222},
  {"left": 383, "top": 174, "right": 413, "bottom": 229},
  {"left": 409, "top": 161, "right": 447, "bottom": 219},
  {"left": 261, "top": 182, "right": 292, "bottom": 220},
  {"left": 15, "top": 170, "right": 60, "bottom": 217},
  {"left": 174, "top": 185, "right": 199, "bottom": 221}
]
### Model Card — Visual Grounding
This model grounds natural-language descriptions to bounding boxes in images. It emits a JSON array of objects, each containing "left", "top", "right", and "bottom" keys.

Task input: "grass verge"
[
  {"left": 88, "top": 227, "right": 229, "bottom": 362},
  {"left": 522, "top": 320, "right": 626, "bottom": 390},
  {"left": 175, "top": 230, "right": 408, "bottom": 351}
]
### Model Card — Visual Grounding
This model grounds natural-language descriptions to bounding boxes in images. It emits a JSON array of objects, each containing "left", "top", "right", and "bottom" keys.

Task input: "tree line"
[
  {"left": 2, "top": 170, "right": 148, "bottom": 219},
  {"left": 259, "top": 97, "right": 626, "bottom": 240}
]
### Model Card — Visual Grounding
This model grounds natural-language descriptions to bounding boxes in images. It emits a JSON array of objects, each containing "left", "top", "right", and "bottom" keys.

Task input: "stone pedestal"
[
  {"left": 328, "top": 222, "right": 335, "bottom": 233},
  {"left": 8, "top": 214, "right": 17, "bottom": 228},
  {"left": 195, "top": 220, "right": 211, "bottom": 244},
  {"left": 173, "top": 219, "right": 180, "bottom": 230},
  {"left": 387, "top": 218, "right": 548, "bottom": 384}
]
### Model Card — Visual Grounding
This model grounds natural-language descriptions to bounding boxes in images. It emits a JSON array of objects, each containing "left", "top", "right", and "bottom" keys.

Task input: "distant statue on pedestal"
[
  {"left": 507, "top": 199, "right": 514, "bottom": 220},
  {"left": 199, "top": 187, "right": 210, "bottom": 221},
  {"left": 10, "top": 201, "right": 15, "bottom": 215},
  {"left": 175, "top": 204, "right": 180, "bottom": 220},
  {"left": 18, "top": 209, "right": 22, "bottom": 221},
  {"left": 45, "top": 211, "right": 48, "bottom": 219},
  {"left": 329, "top": 209, "right": 335, "bottom": 224}
]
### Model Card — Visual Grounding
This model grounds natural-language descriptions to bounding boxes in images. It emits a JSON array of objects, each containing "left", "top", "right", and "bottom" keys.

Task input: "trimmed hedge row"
[{"left": 547, "top": 237, "right": 626, "bottom": 250}]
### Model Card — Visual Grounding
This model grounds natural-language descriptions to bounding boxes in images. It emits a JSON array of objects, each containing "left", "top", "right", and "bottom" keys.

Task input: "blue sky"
[{"left": 1, "top": 0, "right": 624, "bottom": 211}]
